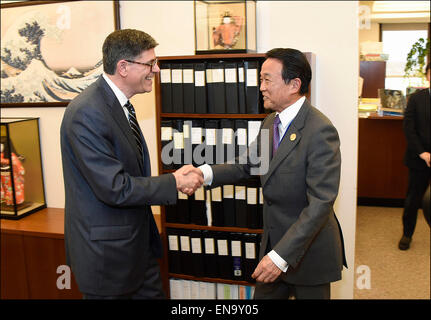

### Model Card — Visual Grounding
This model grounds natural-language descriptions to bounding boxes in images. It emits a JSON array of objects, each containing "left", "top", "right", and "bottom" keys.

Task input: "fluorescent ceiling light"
[{"left": 372, "top": 1, "right": 430, "bottom": 13}]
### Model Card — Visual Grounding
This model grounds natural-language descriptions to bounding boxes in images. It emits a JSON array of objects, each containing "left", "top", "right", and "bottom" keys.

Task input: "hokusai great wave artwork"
[{"left": 1, "top": 1, "right": 118, "bottom": 104}]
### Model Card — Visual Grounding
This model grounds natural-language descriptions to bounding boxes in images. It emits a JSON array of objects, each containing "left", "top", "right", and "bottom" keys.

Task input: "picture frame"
[{"left": 0, "top": 0, "right": 120, "bottom": 108}]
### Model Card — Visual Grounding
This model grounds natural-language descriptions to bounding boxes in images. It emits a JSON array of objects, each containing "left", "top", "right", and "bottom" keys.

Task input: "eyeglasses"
[{"left": 125, "top": 58, "right": 158, "bottom": 70}]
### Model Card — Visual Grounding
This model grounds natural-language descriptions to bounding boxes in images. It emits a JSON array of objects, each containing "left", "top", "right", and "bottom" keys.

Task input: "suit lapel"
[
  {"left": 97, "top": 77, "right": 145, "bottom": 175},
  {"left": 261, "top": 100, "right": 310, "bottom": 187}
]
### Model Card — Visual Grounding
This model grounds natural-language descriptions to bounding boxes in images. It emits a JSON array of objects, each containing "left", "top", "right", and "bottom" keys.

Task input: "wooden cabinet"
[{"left": 360, "top": 61, "right": 386, "bottom": 98}]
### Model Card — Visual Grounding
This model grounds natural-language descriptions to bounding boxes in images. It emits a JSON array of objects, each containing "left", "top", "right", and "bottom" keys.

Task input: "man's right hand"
[
  {"left": 419, "top": 152, "right": 430, "bottom": 167},
  {"left": 172, "top": 165, "right": 204, "bottom": 196}
]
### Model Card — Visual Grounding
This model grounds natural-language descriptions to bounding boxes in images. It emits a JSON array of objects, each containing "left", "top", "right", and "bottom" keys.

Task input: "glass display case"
[
  {"left": 195, "top": 0, "right": 256, "bottom": 54},
  {"left": 1, "top": 118, "right": 46, "bottom": 219}
]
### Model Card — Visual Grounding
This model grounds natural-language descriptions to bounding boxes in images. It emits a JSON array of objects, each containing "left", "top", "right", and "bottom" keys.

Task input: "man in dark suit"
[
  {"left": 196, "top": 48, "right": 346, "bottom": 299},
  {"left": 60, "top": 29, "right": 202, "bottom": 299},
  {"left": 399, "top": 62, "right": 430, "bottom": 250}
]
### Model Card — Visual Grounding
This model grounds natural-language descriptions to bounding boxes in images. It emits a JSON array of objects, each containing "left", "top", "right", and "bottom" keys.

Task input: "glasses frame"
[{"left": 125, "top": 58, "right": 158, "bottom": 70}]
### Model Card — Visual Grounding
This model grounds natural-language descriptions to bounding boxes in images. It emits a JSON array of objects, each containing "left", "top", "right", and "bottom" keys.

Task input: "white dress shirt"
[
  {"left": 199, "top": 96, "right": 306, "bottom": 273},
  {"left": 102, "top": 73, "right": 130, "bottom": 119}
]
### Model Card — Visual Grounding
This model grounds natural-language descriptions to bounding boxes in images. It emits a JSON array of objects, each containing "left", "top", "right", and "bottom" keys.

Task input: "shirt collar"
[
  {"left": 277, "top": 96, "right": 306, "bottom": 128},
  {"left": 102, "top": 73, "right": 129, "bottom": 107}
]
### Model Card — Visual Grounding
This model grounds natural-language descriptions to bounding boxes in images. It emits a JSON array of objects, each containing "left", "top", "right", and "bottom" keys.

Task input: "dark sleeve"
[{"left": 403, "top": 92, "right": 425, "bottom": 156}]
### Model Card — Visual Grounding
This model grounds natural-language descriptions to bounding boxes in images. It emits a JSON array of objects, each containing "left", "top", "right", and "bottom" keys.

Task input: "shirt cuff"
[
  {"left": 268, "top": 250, "right": 289, "bottom": 273},
  {"left": 198, "top": 164, "right": 213, "bottom": 186}
]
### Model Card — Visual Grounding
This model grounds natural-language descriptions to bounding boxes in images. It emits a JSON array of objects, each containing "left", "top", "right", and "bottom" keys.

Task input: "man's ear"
[
  {"left": 116, "top": 60, "right": 129, "bottom": 78},
  {"left": 290, "top": 78, "right": 302, "bottom": 94}
]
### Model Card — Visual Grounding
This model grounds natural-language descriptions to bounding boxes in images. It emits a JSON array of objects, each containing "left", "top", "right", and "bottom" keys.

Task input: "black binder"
[
  {"left": 246, "top": 182, "right": 259, "bottom": 229},
  {"left": 177, "top": 191, "right": 190, "bottom": 224},
  {"left": 207, "top": 62, "right": 226, "bottom": 114},
  {"left": 222, "top": 185, "right": 236, "bottom": 227},
  {"left": 210, "top": 187, "right": 224, "bottom": 227},
  {"left": 224, "top": 62, "right": 239, "bottom": 114},
  {"left": 235, "top": 185, "right": 248, "bottom": 228},
  {"left": 220, "top": 119, "right": 235, "bottom": 164},
  {"left": 160, "top": 63, "right": 173, "bottom": 113},
  {"left": 231, "top": 233, "right": 245, "bottom": 281},
  {"left": 167, "top": 228, "right": 181, "bottom": 274},
  {"left": 202, "top": 230, "right": 218, "bottom": 278},
  {"left": 234, "top": 119, "right": 248, "bottom": 165},
  {"left": 190, "top": 229, "right": 205, "bottom": 277},
  {"left": 243, "top": 233, "right": 261, "bottom": 282},
  {"left": 171, "top": 63, "right": 184, "bottom": 113},
  {"left": 160, "top": 120, "right": 174, "bottom": 170},
  {"left": 244, "top": 60, "right": 260, "bottom": 114},
  {"left": 194, "top": 62, "right": 207, "bottom": 114},
  {"left": 182, "top": 63, "right": 195, "bottom": 113},
  {"left": 164, "top": 203, "right": 177, "bottom": 223},
  {"left": 215, "top": 232, "right": 231, "bottom": 279},
  {"left": 204, "top": 119, "right": 219, "bottom": 166},
  {"left": 172, "top": 119, "right": 184, "bottom": 170},
  {"left": 190, "top": 187, "right": 207, "bottom": 226},
  {"left": 191, "top": 119, "right": 205, "bottom": 167},
  {"left": 179, "top": 229, "right": 193, "bottom": 275},
  {"left": 237, "top": 61, "right": 246, "bottom": 114},
  {"left": 183, "top": 120, "right": 193, "bottom": 165}
]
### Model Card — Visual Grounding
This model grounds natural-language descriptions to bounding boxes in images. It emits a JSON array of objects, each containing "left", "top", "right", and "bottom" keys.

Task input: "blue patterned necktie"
[
  {"left": 125, "top": 101, "right": 143, "bottom": 158},
  {"left": 273, "top": 114, "right": 281, "bottom": 156}
]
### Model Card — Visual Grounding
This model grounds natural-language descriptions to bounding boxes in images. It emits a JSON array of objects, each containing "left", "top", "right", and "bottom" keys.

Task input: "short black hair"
[
  {"left": 102, "top": 29, "right": 158, "bottom": 75},
  {"left": 265, "top": 48, "right": 312, "bottom": 95}
]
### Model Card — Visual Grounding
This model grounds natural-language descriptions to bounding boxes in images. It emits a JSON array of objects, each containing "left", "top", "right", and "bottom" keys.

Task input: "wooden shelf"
[
  {"left": 165, "top": 222, "right": 263, "bottom": 234},
  {"left": 169, "top": 273, "right": 256, "bottom": 286},
  {"left": 158, "top": 53, "right": 266, "bottom": 61},
  {"left": 161, "top": 113, "right": 268, "bottom": 119}
]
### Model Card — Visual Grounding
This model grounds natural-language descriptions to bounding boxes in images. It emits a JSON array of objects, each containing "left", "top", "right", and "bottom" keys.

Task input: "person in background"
[
  {"left": 196, "top": 48, "right": 347, "bottom": 299},
  {"left": 60, "top": 29, "right": 202, "bottom": 299},
  {"left": 399, "top": 62, "right": 430, "bottom": 250}
]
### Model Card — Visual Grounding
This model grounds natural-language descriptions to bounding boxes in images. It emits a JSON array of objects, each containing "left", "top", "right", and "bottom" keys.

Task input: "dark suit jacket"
[
  {"left": 403, "top": 89, "right": 430, "bottom": 170},
  {"left": 211, "top": 99, "right": 346, "bottom": 285},
  {"left": 60, "top": 76, "right": 177, "bottom": 296}
]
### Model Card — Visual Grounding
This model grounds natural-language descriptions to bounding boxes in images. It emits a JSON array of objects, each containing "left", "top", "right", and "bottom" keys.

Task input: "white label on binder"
[
  {"left": 238, "top": 67, "right": 244, "bottom": 82},
  {"left": 168, "top": 235, "right": 179, "bottom": 251},
  {"left": 245, "top": 242, "right": 256, "bottom": 259},
  {"left": 205, "top": 238, "right": 215, "bottom": 254},
  {"left": 161, "top": 127, "right": 172, "bottom": 141},
  {"left": 222, "top": 128, "right": 234, "bottom": 145},
  {"left": 173, "top": 132, "right": 184, "bottom": 149},
  {"left": 223, "top": 185, "right": 234, "bottom": 199},
  {"left": 180, "top": 236, "right": 190, "bottom": 252},
  {"left": 206, "top": 128, "right": 216, "bottom": 146},
  {"left": 206, "top": 69, "right": 213, "bottom": 83},
  {"left": 247, "top": 188, "right": 257, "bottom": 205},
  {"left": 217, "top": 239, "right": 228, "bottom": 256},
  {"left": 211, "top": 187, "right": 222, "bottom": 202},
  {"left": 192, "top": 127, "right": 203, "bottom": 144},
  {"left": 191, "top": 238, "right": 202, "bottom": 254},
  {"left": 212, "top": 68, "right": 224, "bottom": 83},
  {"left": 248, "top": 121, "right": 261, "bottom": 146},
  {"left": 160, "top": 69, "right": 171, "bottom": 83},
  {"left": 172, "top": 69, "right": 183, "bottom": 83},
  {"left": 231, "top": 240, "right": 242, "bottom": 257},
  {"left": 183, "top": 69, "right": 194, "bottom": 83},
  {"left": 237, "top": 128, "right": 247, "bottom": 146},
  {"left": 246, "top": 69, "right": 258, "bottom": 87},
  {"left": 178, "top": 191, "right": 188, "bottom": 200},
  {"left": 225, "top": 68, "right": 237, "bottom": 83},
  {"left": 195, "top": 70, "right": 205, "bottom": 87},
  {"left": 235, "top": 186, "right": 246, "bottom": 200},
  {"left": 259, "top": 187, "right": 264, "bottom": 204},
  {"left": 194, "top": 187, "right": 205, "bottom": 201},
  {"left": 183, "top": 124, "right": 190, "bottom": 139}
]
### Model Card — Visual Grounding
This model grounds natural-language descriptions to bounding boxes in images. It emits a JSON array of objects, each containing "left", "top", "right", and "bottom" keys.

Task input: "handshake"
[{"left": 172, "top": 165, "right": 204, "bottom": 196}]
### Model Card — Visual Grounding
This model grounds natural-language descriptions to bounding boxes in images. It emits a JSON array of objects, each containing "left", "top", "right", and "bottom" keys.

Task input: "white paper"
[
  {"left": 248, "top": 121, "right": 261, "bottom": 146},
  {"left": 231, "top": 240, "right": 242, "bottom": 257},
  {"left": 235, "top": 186, "right": 246, "bottom": 200},
  {"left": 246, "top": 68, "right": 258, "bottom": 87},
  {"left": 206, "top": 128, "right": 216, "bottom": 146},
  {"left": 205, "top": 238, "right": 215, "bottom": 254},
  {"left": 160, "top": 69, "right": 171, "bottom": 83},
  {"left": 211, "top": 187, "right": 222, "bottom": 202},
  {"left": 178, "top": 191, "right": 188, "bottom": 200},
  {"left": 168, "top": 235, "right": 179, "bottom": 251},
  {"left": 259, "top": 187, "right": 264, "bottom": 204},
  {"left": 161, "top": 127, "right": 172, "bottom": 141},
  {"left": 237, "top": 128, "right": 247, "bottom": 146},
  {"left": 191, "top": 127, "right": 203, "bottom": 144},
  {"left": 238, "top": 67, "right": 244, "bottom": 82},
  {"left": 180, "top": 235, "right": 190, "bottom": 252},
  {"left": 195, "top": 70, "right": 205, "bottom": 87},
  {"left": 217, "top": 239, "right": 228, "bottom": 256},
  {"left": 194, "top": 187, "right": 205, "bottom": 201},
  {"left": 173, "top": 132, "right": 184, "bottom": 149},
  {"left": 183, "top": 69, "right": 194, "bottom": 83},
  {"left": 183, "top": 124, "right": 190, "bottom": 139},
  {"left": 222, "top": 128, "right": 234, "bottom": 145},
  {"left": 247, "top": 188, "right": 257, "bottom": 205},
  {"left": 225, "top": 68, "right": 237, "bottom": 83},
  {"left": 191, "top": 238, "right": 202, "bottom": 254},
  {"left": 245, "top": 242, "right": 256, "bottom": 259},
  {"left": 212, "top": 68, "right": 224, "bottom": 83},
  {"left": 223, "top": 185, "right": 234, "bottom": 199},
  {"left": 172, "top": 69, "right": 183, "bottom": 83}
]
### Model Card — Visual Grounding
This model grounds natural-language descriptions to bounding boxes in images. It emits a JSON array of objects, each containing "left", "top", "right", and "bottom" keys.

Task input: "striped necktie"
[
  {"left": 273, "top": 114, "right": 281, "bottom": 156},
  {"left": 125, "top": 101, "right": 143, "bottom": 158}
]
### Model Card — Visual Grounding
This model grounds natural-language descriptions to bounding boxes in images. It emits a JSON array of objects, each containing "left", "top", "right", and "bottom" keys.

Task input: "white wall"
[{"left": 1, "top": 0, "right": 358, "bottom": 299}]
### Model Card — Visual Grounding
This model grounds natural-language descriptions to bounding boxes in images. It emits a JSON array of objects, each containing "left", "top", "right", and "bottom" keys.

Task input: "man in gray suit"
[
  {"left": 197, "top": 48, "right": 347, "bottom": 299},
  {"left": 60, "top": 29, "right": 202, "bottom": 299}
]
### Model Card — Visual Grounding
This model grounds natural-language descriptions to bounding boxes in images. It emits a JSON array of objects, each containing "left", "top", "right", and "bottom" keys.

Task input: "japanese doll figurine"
[
  {"left": 1, "top": 138, "right": 25, "bottom": 206},
  {"left": 212, "top": 11, "right": 244, "bottom": 49}
]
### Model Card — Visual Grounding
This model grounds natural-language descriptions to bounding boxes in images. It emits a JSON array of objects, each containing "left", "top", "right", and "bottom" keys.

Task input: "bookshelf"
[{"left": 154, "top": 52, "right": 314, "bottom": 298}]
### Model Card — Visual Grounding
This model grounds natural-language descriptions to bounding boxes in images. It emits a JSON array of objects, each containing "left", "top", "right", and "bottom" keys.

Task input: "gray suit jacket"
[
  {"left": 211, "top": 99, "right": 346, "bottom": 285},
  {"left": 60, "top": 76, "right": 177, "bottom": 296}
]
